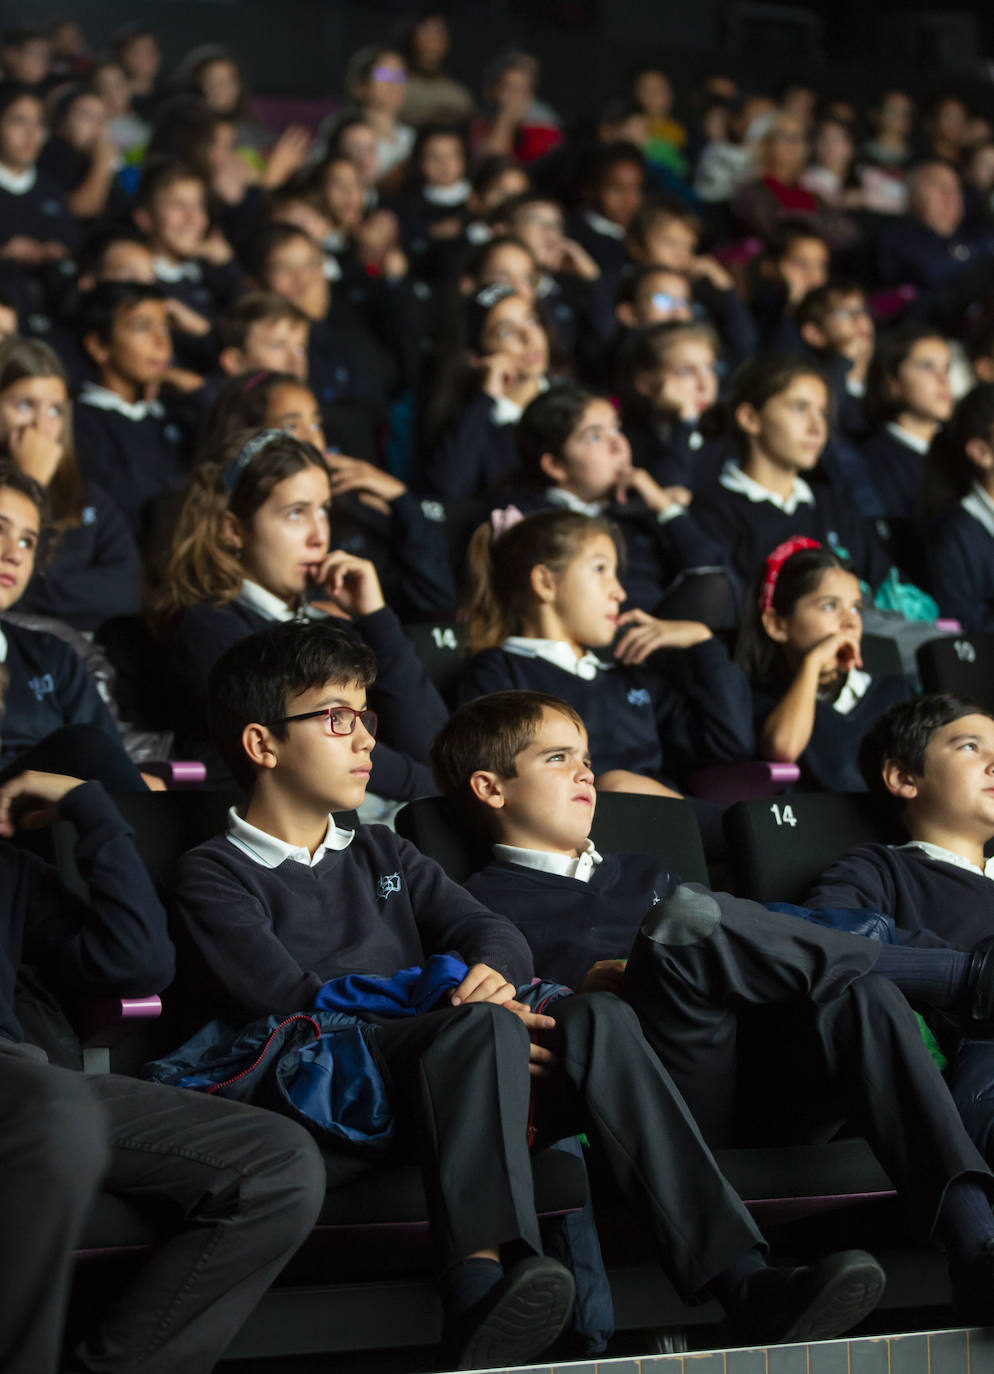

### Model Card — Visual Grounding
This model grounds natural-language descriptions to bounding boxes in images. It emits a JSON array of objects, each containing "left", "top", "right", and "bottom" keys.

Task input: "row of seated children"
[{"left": 12, "top": 614, "right": 994, "bottom": 1371}]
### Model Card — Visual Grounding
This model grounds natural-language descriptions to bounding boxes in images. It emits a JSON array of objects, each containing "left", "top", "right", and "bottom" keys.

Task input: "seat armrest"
[
  {"left": 80, "top": 996, "right": 162, "bottom": 1050},
  {"left": 139, "top": 761, "right": 207, "bottom": 788},
  {"left": 934, "top": 619, "right": 962, "bottom": 633},
  {"left": 688, "top": 760, "right": 801, "bottom": 806}
]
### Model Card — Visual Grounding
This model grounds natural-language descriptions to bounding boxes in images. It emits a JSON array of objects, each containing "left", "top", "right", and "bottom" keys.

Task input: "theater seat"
[{"left": 917, "top": 633, "right": 994, "bottom": 713}]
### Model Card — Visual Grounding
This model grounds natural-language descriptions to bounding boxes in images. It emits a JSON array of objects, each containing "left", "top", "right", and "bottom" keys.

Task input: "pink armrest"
[
  {"left": 934, "top": 619, "right": 962, "bottom": 633},
  {"left": 140, "top": 760, "right": 207, "bottom": 787},
  {"left": 688, "top": 760, "right": 801, "bottom": 806},
  {"left": 81, "top": 996, "right": 162, "bottom": 1049}
]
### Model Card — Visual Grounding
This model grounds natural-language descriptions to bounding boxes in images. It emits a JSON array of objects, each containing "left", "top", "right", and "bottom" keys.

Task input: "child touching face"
[{"left": 926, "top": 382, "right": 994, "bottom": 631}]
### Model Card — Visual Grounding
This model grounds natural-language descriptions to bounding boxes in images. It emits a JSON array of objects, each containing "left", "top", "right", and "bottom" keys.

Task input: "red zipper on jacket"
[{"left": 207, "top": 1014, "right": 322, "bottom": 1094}]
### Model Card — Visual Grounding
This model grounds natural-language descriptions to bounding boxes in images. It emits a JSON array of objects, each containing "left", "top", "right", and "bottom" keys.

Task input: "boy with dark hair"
[
  {"left": 74, "top": 281, "right": 190, "bottom": 539},
  {"left": 433, "top": 687, "right": 994, "bottom": 1320},
  {"left": 796, "top": 280, "right": 875, "bottom": 437},
  {"left": 750, "top": 220, "right": 830, "bottom": 349},
  {"left": 173, "top": 620, "right": 893, "bottom": 1365},
  {"left": 807, "top": 692, "right": 994, "bottom": 1161},
  {"left": 0, "top": 747, "right": 327, "bottom": 1374},
  {"left": 217, "top": 291, "right": 309, "bottom": 380}
]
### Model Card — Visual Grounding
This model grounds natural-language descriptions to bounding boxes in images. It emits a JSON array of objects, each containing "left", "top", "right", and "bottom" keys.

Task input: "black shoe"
[
  {"left": 951, "top": 1237, "right": 994, "bottom": 1324},
  {"left": 734, "top": 1250, "right": 885, "bottom": 1345},
  {"left": 447, "top": 1255, "right": 575, "bottom": 1371}
]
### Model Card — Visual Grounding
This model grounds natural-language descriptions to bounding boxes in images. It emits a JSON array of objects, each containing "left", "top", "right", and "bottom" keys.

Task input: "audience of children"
[{"left": 7, "top": 17, "right": 994, "bottom": 1368}]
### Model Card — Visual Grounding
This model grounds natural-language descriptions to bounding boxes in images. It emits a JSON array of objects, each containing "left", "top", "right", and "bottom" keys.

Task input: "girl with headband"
[
  {"left": 736, "top": 538, "right": 909, "bottom": 792},
  {"left": 148, "top": 427, "right": 447, "bottom": 798}
]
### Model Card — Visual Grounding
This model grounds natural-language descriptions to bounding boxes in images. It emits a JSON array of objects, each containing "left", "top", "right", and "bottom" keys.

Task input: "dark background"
[{"left": 4, "top": 0, "right": 994, "bottom": 119}]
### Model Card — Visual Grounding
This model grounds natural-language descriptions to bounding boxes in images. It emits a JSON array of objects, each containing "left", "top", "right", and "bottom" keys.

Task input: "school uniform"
[
  {"left": 421, "top": 388, "right": 537, "bottom": 500},
  {"left": 0, "top": 617, "right": 143, "bottom": 789},
  {"left": 455, "top": 636, "right": 754, "bottom": 785},
  {"left": 309, "top": 313, "right": 396, "bottom": 463},
  {"left": 153, "top": 255, "right": 244, "bottom": 373},
  {"left": 692, "top": 275, "right": 759, "bottom": 369},
  {"left": 169, "top": 807, "right": 771, "bottom": 1296},
  {"left": 332, "top": 489, "right": 456, "bottom": 620},
  {"left": 18, "top": 481, "right": 141, "bottom": 631},
  {"left": 624, "top": 417, "right": 730, "bottom": 493},
  {"left": 0, "top": 163, "right": 79, "bottom": 255},
  {"left": 858, "top": 424, "right": 928, "bottom": 522},
  {"left": 926, "top": 486, "right": 994, "bottom": 632},
  {"left": 73, "top": 382, "right": 191, "bottom": 542},
  {"left": 876, "top": 217, "right": 994, "bottom": 290},
  {"left": 0, "top": 781, "right": 325, "bottom": 1374},
  {"left": 165, "top": 583, "right": 448, "bottom": 797},
  {"left": 807, "top": 841, "right": 994, "bottom": 1161},
  {"left": 692, "top": 459, "right": 890, "bottom": 590},
  {"left": 506, "top": 484, "right": 733, "bottom": 617},
  {"left": 462, "top": 840, "right": 993, "bottom": 1233},
  {"left": 753, "top": 669, "right": 910, "bottom": 794}
]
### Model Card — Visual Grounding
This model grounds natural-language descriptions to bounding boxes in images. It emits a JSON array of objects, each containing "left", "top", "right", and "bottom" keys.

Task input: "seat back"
[
  {"left": 724, "top": 791, "right": 899, "bottom": 904},
  {"left": 916, "top": 633, "right": 994, "bottom": 712},
  {"left": 402, "top": 622, "right": 470, "bottom": 706},
  {"left": 396, "top": 791, "right": 709, "bottom": 886},
  {"left": 860, "top": 632, "right": 903, "bottom": 680}
]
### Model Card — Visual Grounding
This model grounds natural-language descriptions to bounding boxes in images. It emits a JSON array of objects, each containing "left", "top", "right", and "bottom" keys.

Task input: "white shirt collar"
[
  {"left": 0, "top": 163, "right": 36, "bottom": 195},
  {"left": 583, "top": 209, "right": 625, "bottom": 240},
  {"left": 491, "top": 375, "right": 549, "bottom": 428},
  {"left": 502, "top": 636, "right": 606, "bottom": 681},
  {"left": 885, "top": 421, "right": 930, "bottom": 456},
  {"left": 423, "top": 179, "right": 470, "bottom": 206},
  {"left": 895, "top": 840, "right": 994, "bottom": 882},
  {"left": 236, "top": 577, "right": 325, "bottom": 624},
  {"left": 829, "top": 666, "right": 871, "bottom": 715},
  {"left": 962, "top": 482, "right": 994, "bottom": 541},
  {"left": 78, "top": 380, "right": 164, "bottom": 422},
  {"left": 719, "top": 458, "right": 815, "bottom": 515},
  {"left": 545, "top": 486, "right": 603, "bottom": 517},
  {"left": 0, "top": 626, "right": 8, "bottom": 662},
  {"left": 493, "top": 837, "right": 603, "bottom": 883},
  {"left": 225, "top": 806, "right": 354, "bottom": 869},
  {"left": 153, "top": 256, "right": 202, "bottom": 283}
]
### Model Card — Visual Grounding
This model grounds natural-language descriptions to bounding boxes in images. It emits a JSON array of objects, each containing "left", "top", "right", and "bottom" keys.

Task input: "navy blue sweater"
[
  {"left": 465, "top": 851, "right": 673, "bottom": 990},
  {"left": 455, "top": 638, "right": 754, "bottom": 784},
  {"left": 806, "top": 842, "right": 994, "bottom": 953},
  {"left": 0, "top": 170, "right": 79, "bottom": 254},
  {"left": 171, "top": 824, "right": 534, "bottom": 1027},
  {"left": 332, "top": 489, "right": 456, "bottom": 620},
  {"left": 0, "top": 781, "right": 174, "bottom": 1043},
  {"left": 857, "top": 429, "right": 925, "bottom": 523},
  {"left": 19, "top": 482, "right": 141, "bottom": 631},
  {"left": 752, "top": 672, "right": 910, "bottom": 794},
  {"left": 73, "top": 397, "right": 191, "bottom": 541},
  {"left": 422, "top": 392, "right": 521, "bottom": 500},
  {"left": 0, "top": 618, "right": 120, "bottom": 769},
  {"left": 166, "top": 600, "right": 448, "bottom": 797},
  {"left": 926, "top": 503, "right": 994, "bottom": 632}
]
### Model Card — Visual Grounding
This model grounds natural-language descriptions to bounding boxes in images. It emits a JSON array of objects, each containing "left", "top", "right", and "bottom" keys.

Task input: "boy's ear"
[
  {"left": 241, "top": 722, "right": 279, "bottom": 772},
  {"left": 615, "top": 300, "right": 638, "bottom": 330},
  {"left": 82, "top": 330, "right": 109, "bottom": 366},
  {"left": 132, "top": 206, "right": 153, "bottom": 239},
  {"left": 218, "top": 345, "right": 246, "bottom": 377},
  {"left": 734, "top": 400, "right": 762, "bottom": 438},
  {"left": 974, "top": 355, "right": 994, "bottom": 385},
  {"left": 468, "top": 769, "right": 506, "bottom": 809},
  {"left": 529, "top": 561, "right": 558, "bottom": 604},
  {"left": 760, "top": 605, "right": 791, "bottom": 644},
  {"left": 799, "top": 320, "right": 827, "bottom": 350},
  {"left": 881, "top": 757, "right": 919, "bottom": 801},
  {"left": 633, "top": 369, "right": 657, "bottom": 400},
  {"left": 966, "top": 435, "right": 994, "bottom": 472},
  {"left": 538, "top": 450, "right": 568, "bottom": 485}
]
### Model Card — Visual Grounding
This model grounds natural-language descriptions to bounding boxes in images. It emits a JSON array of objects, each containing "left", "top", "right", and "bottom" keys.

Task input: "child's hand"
[
  {"left": 427, "top": 216, "right": 464, "bottom": 240},
  {"left": 658, "top": 370, "right": 705, "bottom": 423},
  {"left": 504, "top": 999, "right": 559, "bottom": 1077},
  {"left": 450, "top": 963, "right": 516, "bottom": 1006},
  {"left": 689, "top": 254, "right": 733, "bottom": 290},
  {"left": 200, "top": 227, "right": 234, "bottom": 265},
  {"left": 805, "top": 631, "right": 862, "bottom": 678},
  {"left": 326, "top": 454, "right": 406, "bottom": 504},
  {"left": 263, "top": 124, "right": 312, "bottom": 190},
  {"left": 617, "top": 466, "right": 690, "bottom": 513},
  {"left": 307, "top": 550, "right": 386, "bottom": 618},
  {"left": 0, "top": 236, "right": 45, "bottom": 265},
  {"left": 578, "top": 960, "right": 627, "bottom": 996},
  {"left": 8, "top": 422, "right": 63, "bottom": 486},
  {"left": 477, "top": 351, "right": 521, "bottom": 400},
  {"left": 163, "top": 298, "right": 211, "bottom": 337},
  {"left": 614, "top": 609, "right": 711, "bottom": 664},
  {"left": 0, "top": 770, "right": 85, "bottom": 836},
  {"left": 554, "top": 237, "right": 600, "bottom": 281},
  {"left": 596, "top": 769, "right": 683, "bottom": 799}
]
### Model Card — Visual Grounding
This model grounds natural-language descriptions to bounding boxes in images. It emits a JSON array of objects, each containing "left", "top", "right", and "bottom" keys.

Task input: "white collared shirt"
[
  {"left": 494, "top": 838, "right": 603, "bottom": 883},
  {"left": 0, "top": 625, "right": 8, "bottom": 662},
  {"left": 544, "top": 481, "right": 686, "bottom": 525},
  {"left": 153, "top": 256, "right": 202, "bottom": 284},
  {"left": 583, "top": 210, "right": 625, "bottom": 240},
  {"left": 962, "top": 482, "right": 994, "bottom": 541},
  {"left": 502, "top": 636, "right": 606, "bottom": 681},
  {"left": 78, "top": 381, "right": 164, "bottom": 423},
  {"left": 827, "top": 667, "right": 871, "bottom": 715},
  {"left": 885, "top": 421, "right": 930, "bottom": 456},
  {"left": 226, "top": 806, "right": 354, "bottom": 869},
  {"left": 0, "top": 164, "right": 36, "bottom": 195},
  {"left": 490, "top": 376, "right": 549, "bottom": 428},
  {"left": 895, "top": 840, "right": 994, "bottom": 882},
  {"left": 236, "top": 578, "right": 325, "bottom": 625},
  {"left": 424, "top": 179, "right": 470, "bottom": 207},
  {"left": 719, "top": 458, "right": 815, "bottom": 516}
]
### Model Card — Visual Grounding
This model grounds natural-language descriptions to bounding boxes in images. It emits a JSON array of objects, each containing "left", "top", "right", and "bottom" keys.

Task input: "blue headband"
[{"left": 220, "top": 429, "right": 285, "bottom": 499}]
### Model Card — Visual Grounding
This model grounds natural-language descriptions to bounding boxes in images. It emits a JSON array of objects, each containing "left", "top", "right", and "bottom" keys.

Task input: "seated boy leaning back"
[
  {"left": 806, "top": 693, "right": 994, "bottom": 1166},
  {"left": 172, "top": 620, "right": 891, "bottom": 1364},
  {"left": 431, "top": 688, "right": 994, "bottom": 1320}
]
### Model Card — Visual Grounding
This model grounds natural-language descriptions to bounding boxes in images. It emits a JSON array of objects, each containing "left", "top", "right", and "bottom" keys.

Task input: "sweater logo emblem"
[
  {"left": 626, "top": 687, "right": 651, "bottom": 707},
  {"left": 28, "top": 673, "right": 54, "bottom": 701},
  {"left": 164, "top": 424, "right": 183, "bottom": 444},
  {"left": 376, "top": 872, "right": 402, "bottom": 899}
]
